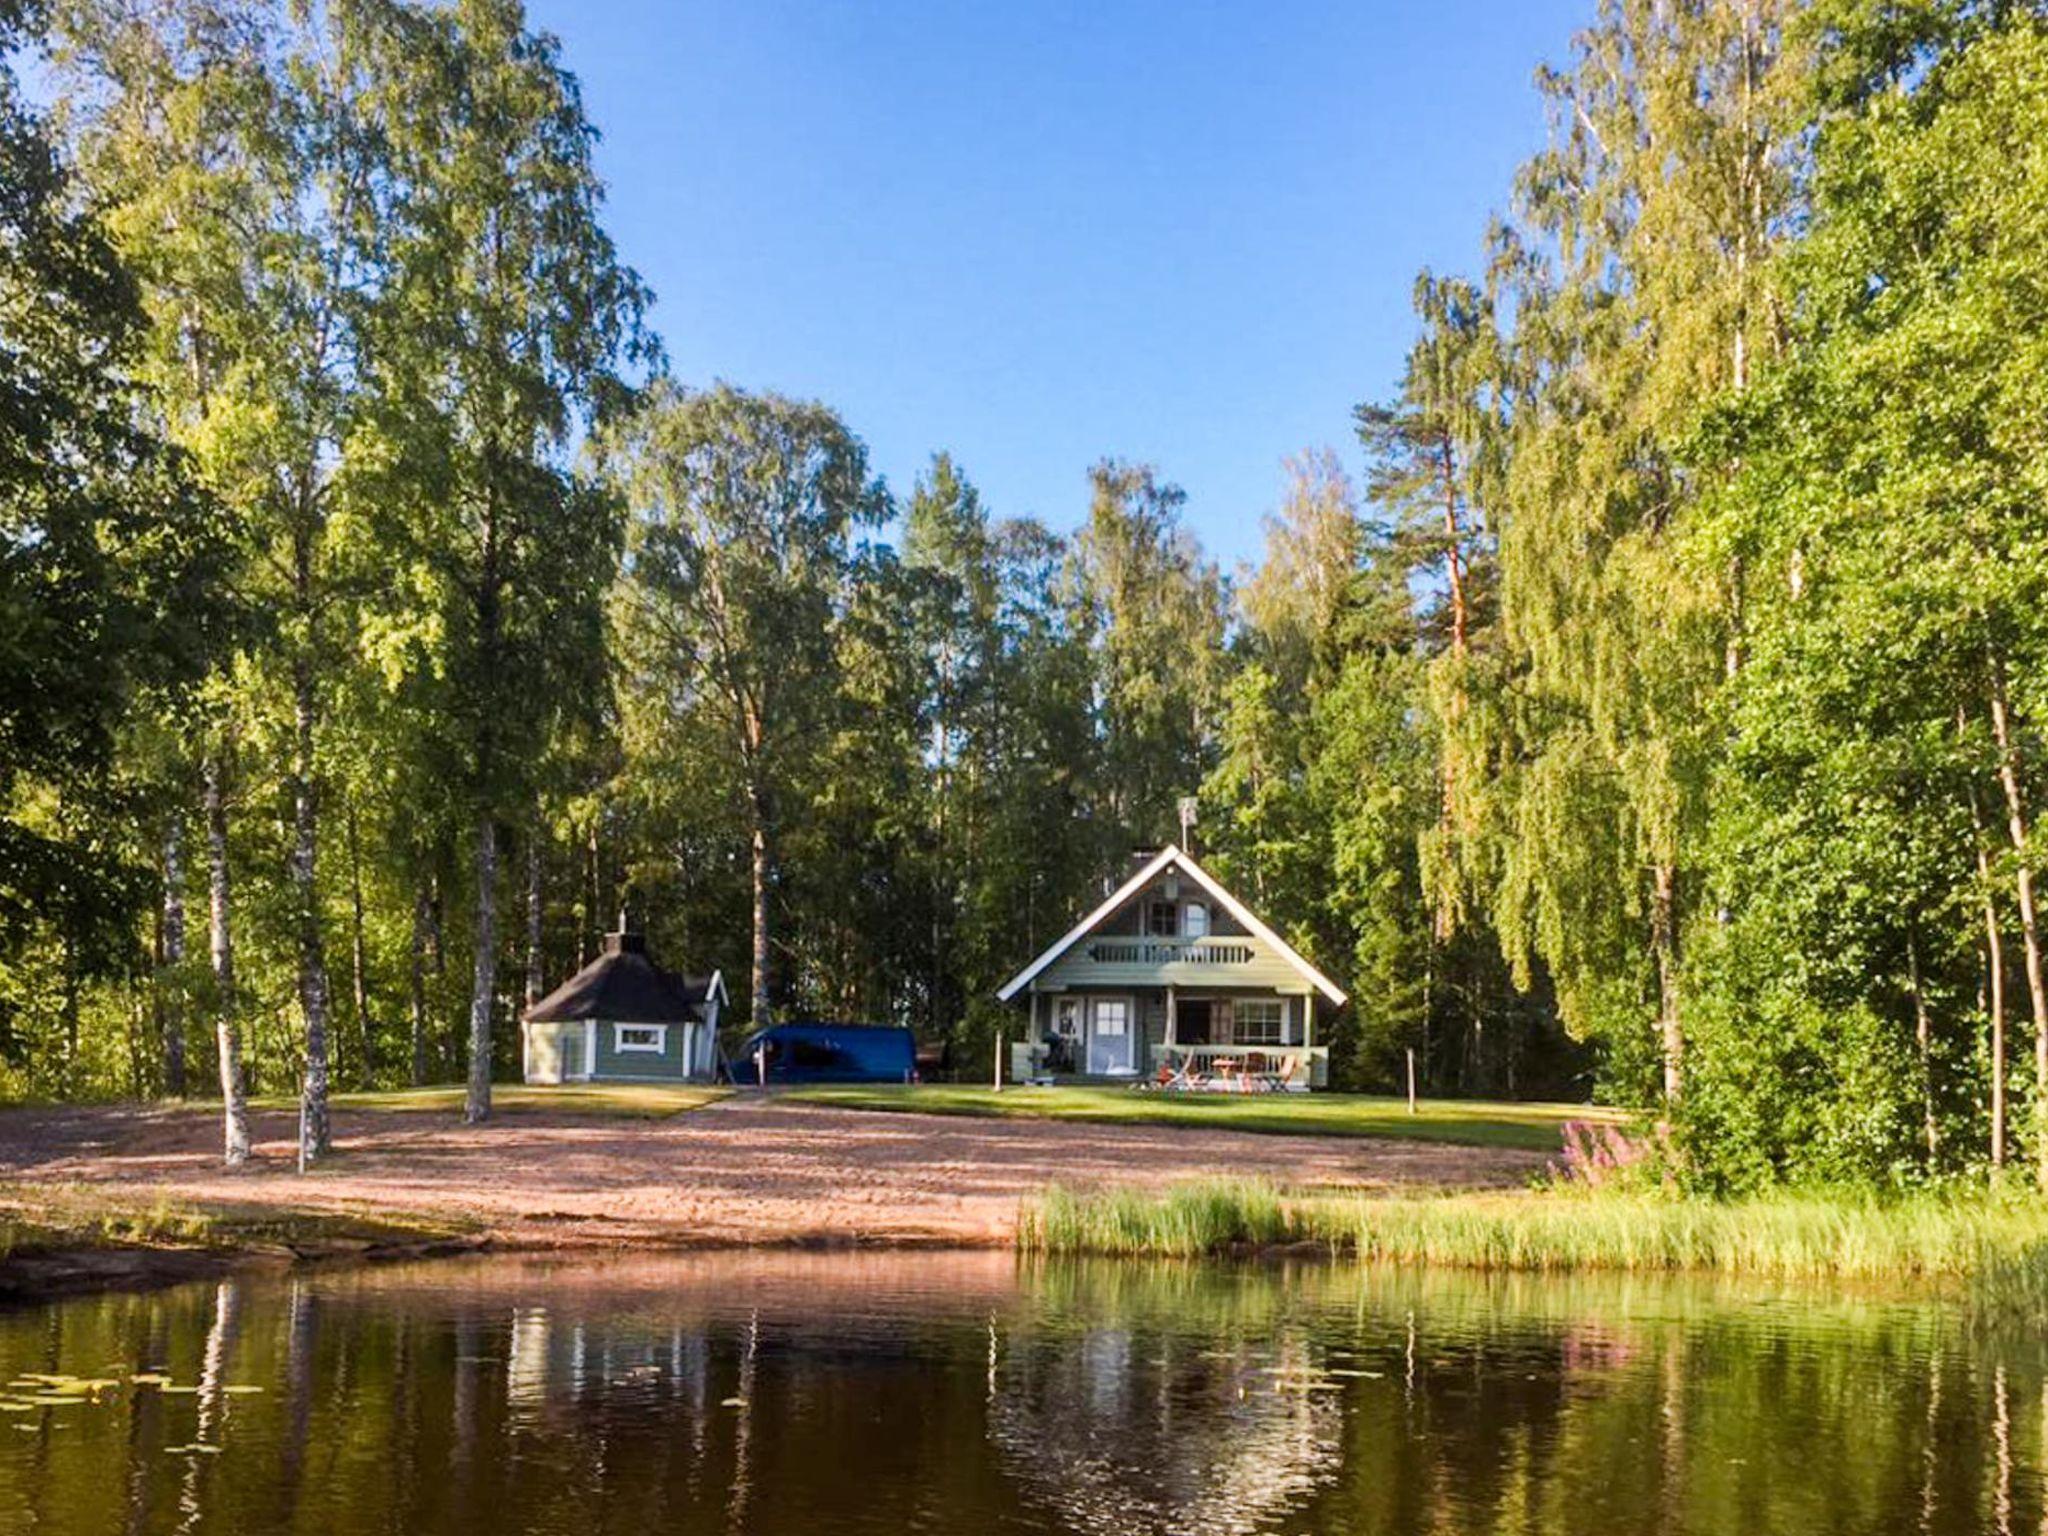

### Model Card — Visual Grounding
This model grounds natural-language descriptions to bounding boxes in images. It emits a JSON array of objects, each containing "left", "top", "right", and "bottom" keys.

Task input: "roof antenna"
[{"left": 1178, "top": 795, "right": 1199, "bottom": 853}]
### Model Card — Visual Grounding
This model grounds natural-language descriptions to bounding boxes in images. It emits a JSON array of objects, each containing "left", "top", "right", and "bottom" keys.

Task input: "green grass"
[
  {"left": 249, "top": 1083, "right": 728, "bottom": 1119},
  {"left": 1019, "top": 1179, "right": 2048, "bottom": 1316},
  {"left": 780, "top": 1083, "right": 1615, "bottom": 1151},
  {"left": 0, "top": 1182, "right": 476, "bottom": 1261}
]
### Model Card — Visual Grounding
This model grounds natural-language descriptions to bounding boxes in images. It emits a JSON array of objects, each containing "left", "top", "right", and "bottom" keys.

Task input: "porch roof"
[{"left": 995, "top": 845, "right": 1347, "bottom": 1007}]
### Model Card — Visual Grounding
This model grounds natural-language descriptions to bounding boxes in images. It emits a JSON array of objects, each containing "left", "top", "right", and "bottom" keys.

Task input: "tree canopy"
[{"left": 5, "top": 0, "right": 2048, "bottom": 1196}]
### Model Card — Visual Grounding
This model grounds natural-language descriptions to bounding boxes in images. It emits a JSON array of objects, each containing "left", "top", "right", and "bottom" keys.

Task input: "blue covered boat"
[{"left": 737, "top": 1022, "right": 917, "bottom": 1084}]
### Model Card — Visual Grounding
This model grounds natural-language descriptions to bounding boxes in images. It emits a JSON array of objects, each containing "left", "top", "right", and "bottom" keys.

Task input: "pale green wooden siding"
[
  {"left": 1094, "top": 888, "right": 1250, "bottom": 938},
  {"left": 523, "top": 1021, "right": 572, "bottom": 1084},
  {"left": 592, "top": 1021, "right": 693, "bottom": 1080}
]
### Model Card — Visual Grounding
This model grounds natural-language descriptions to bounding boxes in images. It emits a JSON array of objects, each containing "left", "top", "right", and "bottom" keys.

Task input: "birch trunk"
[
  {"left": 161, "top": 815, "right": 188, "bottom": 1098},
  {"left": 290, "top": 653, "right": 332, "bottom": 1161},
  {"left": 464, "top": 813, "right": 497, "bottom": 1123},
  {"left": 1906, "top": 927, "right": 1938, "bottom": 1163},
  {"left": 206, "top": 752, "right": 250, "bottom": 1165},
  {"left": 346, "top": 804, "right": 374, "bottom": 1085},
  {"left": 1968, "top": 771, "right": 2008, "bottom": 1168},
  {"left": 750, "top": 808, "right": 772, "bottom": 1028},
  {"left": 1987, "top": 652, "right": 2048, "bottom": 1188},
  {"left": 1652, "top": 861, "right": 1683, "bottom": 1105},
  {"left": 524, "top": 832, "right": 544, "bottom": 1010},
  {"left": 409, "top": 878, "right": 431, "bottom": 1087},
  {"left": 465, "top": 450, "right": 503, "bottom": 1125}
]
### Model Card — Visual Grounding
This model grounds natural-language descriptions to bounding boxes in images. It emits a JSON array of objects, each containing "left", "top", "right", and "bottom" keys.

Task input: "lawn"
[
  {"left": 252, "top": 1083, "right": 728, "bottom": 1119},
  {"left": 779, "top": 1083, "right": 1620, "bottom": 1152}
]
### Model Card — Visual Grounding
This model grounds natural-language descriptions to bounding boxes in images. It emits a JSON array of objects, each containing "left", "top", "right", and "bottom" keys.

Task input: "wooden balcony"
[{"left": 1083, "top": 939, "right": 1255, "bottom": 966}]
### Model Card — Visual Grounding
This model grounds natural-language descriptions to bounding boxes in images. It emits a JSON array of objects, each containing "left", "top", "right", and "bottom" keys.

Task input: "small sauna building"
[{"left": 520, "top": 927, "right": 727, "bottom": 1084}]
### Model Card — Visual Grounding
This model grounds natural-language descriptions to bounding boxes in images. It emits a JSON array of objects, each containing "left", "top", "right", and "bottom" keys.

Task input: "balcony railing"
[{"left": 1083, "top": 939, "right": 1255, "bottom": 966}]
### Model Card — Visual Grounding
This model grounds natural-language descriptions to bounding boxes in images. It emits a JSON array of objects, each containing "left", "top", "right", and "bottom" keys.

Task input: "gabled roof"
[
  {"left": 523, "top": 932, "right": 728, "bottom": 1024},
  {"left": 995, "top": 845, "right": 1347, "bottom": 1006}
]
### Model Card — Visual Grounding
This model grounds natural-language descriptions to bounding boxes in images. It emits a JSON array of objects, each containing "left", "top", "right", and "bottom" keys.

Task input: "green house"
[
  {"left": 520, "top": 928, "right": 727, "bottom": 1084},
  {"left": 997, "top": 844, "right": 1347, "bottom": 1088}
]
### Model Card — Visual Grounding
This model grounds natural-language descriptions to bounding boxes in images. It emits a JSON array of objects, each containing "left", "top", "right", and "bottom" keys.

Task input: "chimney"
[{"left": 605, "top": 910, "right": 647, "bottom": 956}]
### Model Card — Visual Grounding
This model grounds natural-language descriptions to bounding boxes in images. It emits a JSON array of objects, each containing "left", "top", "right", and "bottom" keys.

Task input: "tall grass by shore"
[{"left": 1019, "top": 1181, "right": 2048, "bottom": 1316}]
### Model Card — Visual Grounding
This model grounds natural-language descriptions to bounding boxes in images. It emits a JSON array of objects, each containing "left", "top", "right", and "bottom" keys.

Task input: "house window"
[
  {"left": 614, "top": 1023, "right": 667, "bottom": 1054},
  {"left": 1232, "top": 1000, "right": 1285, "bottom": 1046},
  {"left": 1055, "top": 999, "right": 1080, "bottom": 1037},
  {"left": 1145, "top": 900, "right": 1179, "bottom": 937},
  {"left": 1183, "top": 903, "right": 1209, "bottom": 938}
]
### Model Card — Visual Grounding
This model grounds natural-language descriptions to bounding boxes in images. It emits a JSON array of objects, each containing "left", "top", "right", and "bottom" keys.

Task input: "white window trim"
[
  {"left": 613, "top": 1023, "right": 668, "bottom": 1054},
  {"left": 1232, "top": 999, "right": 1286, "bottom": 1047}
]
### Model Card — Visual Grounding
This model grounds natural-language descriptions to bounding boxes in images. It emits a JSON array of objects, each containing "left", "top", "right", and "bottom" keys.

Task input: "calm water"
[{"left": 0, "top": 1250, "right": 2041, "bottom": 1535}]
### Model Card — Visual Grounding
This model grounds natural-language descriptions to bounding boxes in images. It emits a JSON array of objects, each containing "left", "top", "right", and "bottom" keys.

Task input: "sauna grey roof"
[{"left": 523, "top": 933, "right": 727, "bottom": 1024}]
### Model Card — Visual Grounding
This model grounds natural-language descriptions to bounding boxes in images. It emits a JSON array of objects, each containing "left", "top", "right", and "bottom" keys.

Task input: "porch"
[{"left": 1010, "top": 986, "right": 1328, "bottom": 1091}]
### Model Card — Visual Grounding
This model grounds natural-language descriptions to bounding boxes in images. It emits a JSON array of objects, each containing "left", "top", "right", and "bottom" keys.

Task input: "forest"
[{"left": 2, "top": 0, "right": 2046, "bottom": 1192}]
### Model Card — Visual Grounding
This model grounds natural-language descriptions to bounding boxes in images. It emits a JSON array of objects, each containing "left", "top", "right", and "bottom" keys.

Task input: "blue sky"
[{"left": 526, "top": 0, "right": 1587, "bottom": 568}]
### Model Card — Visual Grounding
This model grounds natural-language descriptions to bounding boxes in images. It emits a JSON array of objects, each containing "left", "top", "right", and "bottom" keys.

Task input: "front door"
[{"left": 1087, "top": 998, "right": 1133, "bottom": 1075}]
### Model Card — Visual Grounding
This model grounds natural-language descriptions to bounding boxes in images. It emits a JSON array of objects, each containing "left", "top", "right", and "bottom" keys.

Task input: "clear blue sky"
[{"left": 527, "top": 0, "right": 1587, "bottom": 568}]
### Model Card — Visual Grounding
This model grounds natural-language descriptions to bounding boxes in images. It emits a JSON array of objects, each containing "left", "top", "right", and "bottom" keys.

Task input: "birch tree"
[
  {"left": 356, "top": 0, "right": 651, "bottom": 1123},
  {"left": 611, "top": 383, "right": 884, "bottom": 1028}
]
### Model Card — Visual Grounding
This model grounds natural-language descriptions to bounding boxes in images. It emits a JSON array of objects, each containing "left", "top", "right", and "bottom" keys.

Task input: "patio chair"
[{"left": 1143, "top": 1054, "right": 1189, "bottom": 1092}]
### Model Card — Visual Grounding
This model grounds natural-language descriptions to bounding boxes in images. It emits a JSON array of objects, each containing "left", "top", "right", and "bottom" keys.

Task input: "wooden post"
[
  {"left": 1406, "top": 1048, "right": 1418, "bottom": 1115},
  {"left": 755, "top": 1041, "right": 766, "bottom": 1091},
  {"left": 994, "top": 1031, "right": 1004, "bottom": 1092}
]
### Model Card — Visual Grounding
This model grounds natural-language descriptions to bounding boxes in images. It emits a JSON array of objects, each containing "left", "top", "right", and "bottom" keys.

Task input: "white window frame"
[
  {"left": 1231, "top": 1000, "right": 1285, "bottom": 1047},
  {"left": 613, "top": 1023, "right": 668, "bottom": 1054},
  {"left": 1183, "top": 902, "right": 1210, "bottom": 938}
]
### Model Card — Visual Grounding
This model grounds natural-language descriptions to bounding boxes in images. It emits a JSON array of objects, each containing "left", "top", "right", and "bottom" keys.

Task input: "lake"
[{"left": 0, "top": 1250, "right": 2038, "bottom": 1535}]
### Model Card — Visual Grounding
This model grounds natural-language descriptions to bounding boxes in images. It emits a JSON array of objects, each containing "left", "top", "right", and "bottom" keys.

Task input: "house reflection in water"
[
  {"left": 504, "top": 1303, "right": 714, "bottom": 1422},
  {"left": 987, "top": 1320, "right": 1340, "bottom": 1536}
]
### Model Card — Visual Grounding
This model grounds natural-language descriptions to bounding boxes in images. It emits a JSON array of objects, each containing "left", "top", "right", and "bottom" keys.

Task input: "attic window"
[
  {"left": 614, "top": 1024, "right": 667, "bottom": 1054},
  {"left": 1184, "top": 903, "right": 1209, "bottom": 938},
  {"left": 1145, "top": 901, "right": 1178, "bottom": 937}
]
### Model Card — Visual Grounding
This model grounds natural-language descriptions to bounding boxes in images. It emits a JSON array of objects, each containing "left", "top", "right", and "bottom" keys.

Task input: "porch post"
[{"left": 1166, "top": 985, "right": 1177, "bottom": 1049}]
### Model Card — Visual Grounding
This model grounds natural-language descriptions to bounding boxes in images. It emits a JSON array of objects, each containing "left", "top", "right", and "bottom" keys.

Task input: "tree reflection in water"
[{"left": 0, "top": 1251, "right": 2040, "bottom": 1536}]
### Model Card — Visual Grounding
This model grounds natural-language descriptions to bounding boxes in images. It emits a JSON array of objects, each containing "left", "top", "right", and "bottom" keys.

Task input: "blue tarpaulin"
[{"left": 738, "top": 1023, "right": 917, "bottom": 1084}]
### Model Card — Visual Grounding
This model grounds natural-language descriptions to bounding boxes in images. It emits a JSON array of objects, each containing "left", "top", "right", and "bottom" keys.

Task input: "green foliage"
[
  {"left": 0, "top": 0, "right": 233, "bottom": 1089},
  {"left": 1679, "top": 7, "right": 2048, "bottom": 1187},
  {"left": 8, "top": 0, "right": 2046, "bottom": 1215}
]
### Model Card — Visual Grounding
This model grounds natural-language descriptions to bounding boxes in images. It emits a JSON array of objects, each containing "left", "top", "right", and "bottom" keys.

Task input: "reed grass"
[{"left": 1019, "top": 1180, "right": 2048, "bottom": 1317}]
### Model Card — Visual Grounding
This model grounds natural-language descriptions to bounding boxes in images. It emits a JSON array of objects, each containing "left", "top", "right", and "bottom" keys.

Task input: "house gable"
[{"left": 996, "top": 845, "right": 1347, "bottom": 1006}]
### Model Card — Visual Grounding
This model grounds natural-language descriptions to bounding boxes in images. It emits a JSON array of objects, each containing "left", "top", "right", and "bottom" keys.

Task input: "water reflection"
[{"left": 0, "top": 1251, "right": 2039, "bottom": 1535}]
